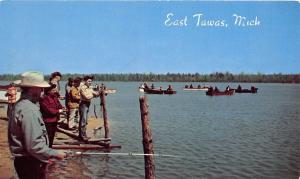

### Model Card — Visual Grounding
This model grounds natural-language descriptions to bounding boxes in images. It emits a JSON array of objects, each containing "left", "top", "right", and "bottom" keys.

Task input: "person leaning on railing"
[{"left": 79, "top": 75, "right": 99, "bottom": 141}]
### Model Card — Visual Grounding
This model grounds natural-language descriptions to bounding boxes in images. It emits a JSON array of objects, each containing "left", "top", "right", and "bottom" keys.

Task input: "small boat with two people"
[
  {"left": 235, "top": 85, "right": 258, "bottom": 93},
  {"left": 206, "top": 86, "right": 235, "bottom": 96},
  {"left": 183, "top": 84, "right": 209, "bottom": 91},
  {"left": 139, "top": 83, "right": 177, "bottom": 95},
  {"left": 94, "top": 84, "right": 117, "bottom": 94}
]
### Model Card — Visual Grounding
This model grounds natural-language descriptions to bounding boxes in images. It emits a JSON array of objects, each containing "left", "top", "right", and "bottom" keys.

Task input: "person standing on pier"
[
  {"left": 68, "top": 77, "right": 81, "bottom": 129},
  {"left": 79, "top": 75, "right": 99, "bottom": 141},
  {"left": 65, "top": 77, "right": 73, "bottom": 123},
  {"left": 40, "top": 83, "right": 66, "bottom": 147},
  {"left": 8, "top": 71, "right": 66, "bottom": 179}
]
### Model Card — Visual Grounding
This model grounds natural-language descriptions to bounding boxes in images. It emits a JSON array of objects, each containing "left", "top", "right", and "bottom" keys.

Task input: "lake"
[{"left": 3, "top": 81, "right": 300, "bottom": 178}]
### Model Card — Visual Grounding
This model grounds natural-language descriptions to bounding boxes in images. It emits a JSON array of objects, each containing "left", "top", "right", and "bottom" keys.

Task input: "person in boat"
[
  {"left": 40, "top": 83, "right": 66, "bottom": 147},
  {"left": 5, "top": 82, "right": 17, "bottom": 120},
  {"left": 185, "top": 85, "right": 189, "bottom": 88},
  {"left": 79, "top": 75, "right": 100, "bottom": 141},
  {"left": 68, "top": 77, "right": 81, "bottom": 130},
  {"left": 197, "top": 85, "right": 201, "bottom": 89},
  {"left": 144, "top": 83, "right": 149, "bottom": 89},
  {"left": 214, "top": 86, "right": 219, "bottom": 92},
  {"left": 251, "top": 86, "right": 256, "bottom": 91},
  {"left": 167, "top": 85, "right": 173, "bottom": 91},
  {"left": 151, "top": 83, "right": 155, "bottom": 89},
  {"left": 8, "top": 71, "right": 66, "bottom": 179},
  {"left": 208, "top": 86, "right": 213, "bottom": 92},
  {"left": 226, "top": 85, "right": 231, "bottom": 91},
  {"left": 237, "top": 85, "right": 242, "bottom": 91},
  {"left": 189, "top": 84, "right": 193, "bottom": 88}
]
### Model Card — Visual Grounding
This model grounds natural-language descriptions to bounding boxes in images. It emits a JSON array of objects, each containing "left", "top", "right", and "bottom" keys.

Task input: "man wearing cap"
[
  {"left": 79, "top": 75, "right": 99, "bottom": 141},
  {"left": 8, "top": 71, "right": 66, "bottom": 179}
]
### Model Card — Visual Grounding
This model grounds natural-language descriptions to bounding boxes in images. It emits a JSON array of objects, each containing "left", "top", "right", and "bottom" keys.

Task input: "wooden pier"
[{"left": 52, "top": 89, "right": 121, "bottom": 150}]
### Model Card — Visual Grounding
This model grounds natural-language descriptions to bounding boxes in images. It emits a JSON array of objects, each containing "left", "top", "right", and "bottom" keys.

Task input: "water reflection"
[{"left": 48, "top": 155, "right": 112, "bottom": 179}]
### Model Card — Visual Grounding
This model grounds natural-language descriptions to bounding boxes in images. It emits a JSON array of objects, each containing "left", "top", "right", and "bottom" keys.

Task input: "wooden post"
[
  {"left": 100, "top": 91, "right": 109, "bottom": 139},
  {"left": 139, "top": 96, "right": 155, "bottom": 179}
]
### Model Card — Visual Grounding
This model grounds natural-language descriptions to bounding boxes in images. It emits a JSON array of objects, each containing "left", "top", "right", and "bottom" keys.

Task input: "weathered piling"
[
  {"left": 139, "top": 96, "right": 155, "bottom": 179},
  {"left": 100, "top": 91, "right": 109, "bottom": 139}
]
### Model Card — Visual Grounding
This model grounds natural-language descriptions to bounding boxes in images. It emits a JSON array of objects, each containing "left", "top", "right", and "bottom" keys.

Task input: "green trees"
[{"left": 0, "top": 72, "right": 299, "bottom": 83}]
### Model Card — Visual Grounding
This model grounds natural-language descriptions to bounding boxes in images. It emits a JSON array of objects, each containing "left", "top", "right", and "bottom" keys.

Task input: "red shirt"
[{"left": 39, "top": 94, "right": 63, "bottom": 123}]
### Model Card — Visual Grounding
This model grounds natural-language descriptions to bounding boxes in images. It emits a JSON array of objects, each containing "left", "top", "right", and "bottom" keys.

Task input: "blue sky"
[{"left": 0, "top": 1, "right": 299, "bottom": 74}]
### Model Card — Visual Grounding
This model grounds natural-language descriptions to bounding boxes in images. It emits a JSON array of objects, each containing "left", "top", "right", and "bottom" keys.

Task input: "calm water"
[{"left": 3, "top": 81, "right": 300, "bottom": 178}]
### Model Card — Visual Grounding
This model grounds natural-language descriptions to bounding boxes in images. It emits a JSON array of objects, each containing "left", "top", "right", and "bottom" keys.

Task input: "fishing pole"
[{"left": 66, "top": 151, "right": 180, "bottom": 158}]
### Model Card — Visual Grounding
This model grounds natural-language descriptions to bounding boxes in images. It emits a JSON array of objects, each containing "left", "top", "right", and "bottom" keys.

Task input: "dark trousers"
[
  {"left": 45, "top": 122, "right": 58, "bottom": 147},
  {"left": 79, "top": 101, "right": 90, "bottom": 138},
  {"left": 14, "top": 156, "right": 47, "bottom": 179},
  {"left": 7, "top": 103, "right": 15, "bottom": 120}
]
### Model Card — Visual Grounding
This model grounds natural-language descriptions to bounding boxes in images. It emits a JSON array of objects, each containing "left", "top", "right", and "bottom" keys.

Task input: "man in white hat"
[{"left": 8, "top": 71, "right": 66, "bottom": 179}]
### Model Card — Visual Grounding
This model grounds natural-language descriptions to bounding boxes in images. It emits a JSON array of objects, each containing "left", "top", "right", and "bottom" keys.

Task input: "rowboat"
[
  {"left": 140, "top": 87, "right": 177, "bottom": 95},
  {"left": 163, "top": 90, "right": 177, "bottom": 95},
  {"left": 206, "top": 89, "right": 235, "bottom": 96},
  {"left": 104, "top": 89, "right": 117, "bottom": 94},
  {"left": 235, "top": 87, "right": 258, "bottom": 93},
  {"left": 183, "top": 87, "right": 209, "bottom": 91},
  {"left": 144, "top": 88, "right": 164, "bottom": 94},
  {"left": 139, "top": 87, "right": 145, "bottom": 92},
  {"left": 93, "top": 85, "right": 117, "bottom": 94}
]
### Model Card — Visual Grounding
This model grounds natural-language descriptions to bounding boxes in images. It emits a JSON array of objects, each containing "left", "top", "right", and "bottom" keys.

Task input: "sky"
[{"left": 0, "top": 1, "right": 299, "bottom": 75}]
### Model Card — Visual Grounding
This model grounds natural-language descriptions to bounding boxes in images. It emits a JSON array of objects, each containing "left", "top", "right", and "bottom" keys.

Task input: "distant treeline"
[{"left": 0, "top": 72, "right": 299, "bottom": 83}]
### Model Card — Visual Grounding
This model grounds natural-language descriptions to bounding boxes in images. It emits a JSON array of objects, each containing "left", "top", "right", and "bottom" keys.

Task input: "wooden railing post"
[
  {"left": 139, "top": 96, "right": 155, "bottom": 179},
  {"left": 100, "top": 91, "right": 109, "bottom": 139}
]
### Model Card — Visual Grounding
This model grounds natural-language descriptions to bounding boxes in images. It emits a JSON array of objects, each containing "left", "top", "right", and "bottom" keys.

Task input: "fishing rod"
[{"left": 66, "top": 151, "right": 180, "bottom": 158}]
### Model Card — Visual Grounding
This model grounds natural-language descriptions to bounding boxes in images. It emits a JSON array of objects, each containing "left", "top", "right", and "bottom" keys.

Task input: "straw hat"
[{"left": 14, "top": 71, "right": 50, "bottom": 88}]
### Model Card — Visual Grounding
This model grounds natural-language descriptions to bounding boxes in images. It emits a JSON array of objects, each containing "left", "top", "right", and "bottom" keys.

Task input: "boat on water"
[
  {"left": 235, "top": 86, "right": 258, "bottom": 93},
  {"left": 0, "top": 85, "right": 21, "bottom": 103},
  {"left": 183, "top": 84, "right": 209, "bottom": 91},
  {"left": 183, "top": 87, "right": 209, "bottom": 91},
  {"left": 140, "top": 87, "right": 177, "bottom": 95},
  {"left": 104, "top": 89, "right": 117, "bottom": 94},
  {"left": 143, "top": 88, "right": 164, "bottom": 94},
  {"left": 206, "top": 88, "right": 235, "bottom": 96},
  {"left": 163, "top": 90, "right": 177, "bottom": 95},
  {"left": 93, "top": 85, "right": 117, "bottom": 94},
  {"left": 139, "top": 87, "right": 145, "bottom": 92}
]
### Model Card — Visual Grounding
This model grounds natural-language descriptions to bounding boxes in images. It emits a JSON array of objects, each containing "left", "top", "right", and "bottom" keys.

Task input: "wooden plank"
[
  {"left": 57, "top": 126, "right": 80, "bottom": 139},
  {"left": 53, "top": 138, "right": 111, "bottom": 145},
  {"left": 52, "top": 144, "right": 121, "bottom": 150}
]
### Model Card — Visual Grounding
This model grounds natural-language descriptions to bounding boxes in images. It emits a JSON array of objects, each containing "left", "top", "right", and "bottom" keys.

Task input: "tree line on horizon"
[{"left": 0, "top": 72, "right": 299, "bottom": 83}]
